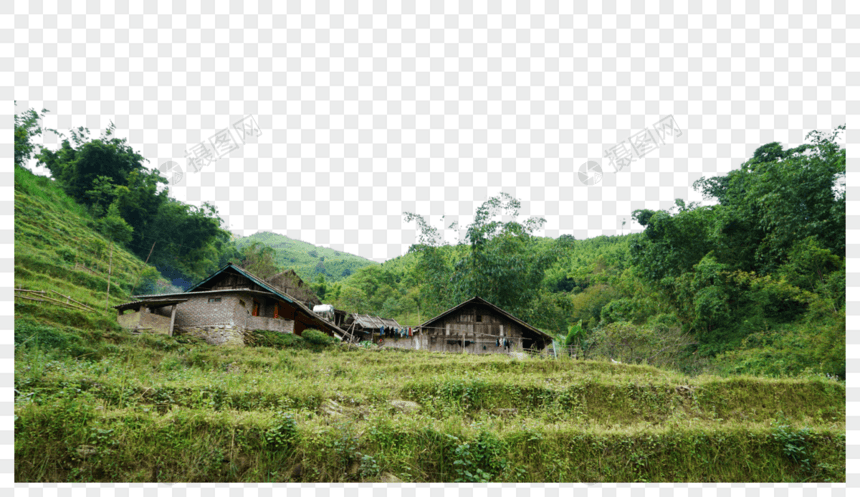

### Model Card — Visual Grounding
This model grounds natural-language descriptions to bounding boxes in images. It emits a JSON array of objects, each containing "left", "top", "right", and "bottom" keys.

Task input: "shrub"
[
  {"left": 247, "top": 329, "right": 304, "bottom": 349},
  {"left": 589, "top": 321, "right": 700, "bottom": 372},
  {"left": 302, "top": 329, "right": 337, "bottom": 346},
  {"left": 265, "top": 411, "right": 299, "bottom": 450}
]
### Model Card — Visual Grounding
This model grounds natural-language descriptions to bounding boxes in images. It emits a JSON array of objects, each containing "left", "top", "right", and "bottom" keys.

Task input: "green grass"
[{"left": 14, "top": 326, "right": 845, "bottom": 482}]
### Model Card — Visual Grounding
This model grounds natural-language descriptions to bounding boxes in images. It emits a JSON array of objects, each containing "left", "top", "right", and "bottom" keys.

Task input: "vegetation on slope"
[
  {"left": 16, "top": 104, "right": 237, "bottom": 289},
  {"left": 235, "top": 232, "right": 378, "bottom": 284},
  {"left": 14, "top": 331, "right": 845, "bottom": 482},
  {"left": 14, "top": 165, "right": 177, "bottom": 330},
  {"left": 331, "top": 127, "right": 846, "bottom": 379}
]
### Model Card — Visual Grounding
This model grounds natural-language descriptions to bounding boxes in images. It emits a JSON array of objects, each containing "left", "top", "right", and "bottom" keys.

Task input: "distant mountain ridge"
[{"left": 235, "top": 231, "right": 379, "bottom": 283}]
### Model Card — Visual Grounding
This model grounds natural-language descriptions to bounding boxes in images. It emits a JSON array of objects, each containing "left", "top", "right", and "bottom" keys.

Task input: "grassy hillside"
[
  {"left": 235, "top": 231, "right": 378, "bottom": 283},
  {"left": 14, "top": 335, "right": 845, "bottom": 482},
  {"left": 14, "top": 165, "right": 175, "bottom": 332}
]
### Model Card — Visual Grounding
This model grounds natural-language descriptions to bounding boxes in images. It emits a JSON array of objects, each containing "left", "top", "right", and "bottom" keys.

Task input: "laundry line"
[{"left": 414, "top": 325, "right": 514, "bottom": 339}]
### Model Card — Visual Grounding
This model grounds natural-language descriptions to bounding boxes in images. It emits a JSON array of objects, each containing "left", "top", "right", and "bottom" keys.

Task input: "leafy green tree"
[
  {"left": 311, "top": 273, "right": 328, "bottom": 301},
  {"left": 630, "top": 200, "right": 716, "bottom": 282},
  {"left": 693, "top": 125, "right": 845, "bottom": 273},
  {"left": 405, "top": 193, "right": 568, "bottom": 330},
  {"left": 37, "top": 122, "right": 148, "bottom": 205},
  {"left": 97, "top": 202, "right": 134, "bottom": 246},
  {"left": 84, "top": 175, "right": 119, "bottom": 218},
  {"left": 776, "top": 236, "right": 843, "bottom": 292},
  {"left": 563, "top": 320, "right": 585, "bottom": 356},
  {"left": 14, "top": 104, "right": 52, "bottom": 168},
  {"left": 238, "top": 241, "right": 280, "bottom": 279}
]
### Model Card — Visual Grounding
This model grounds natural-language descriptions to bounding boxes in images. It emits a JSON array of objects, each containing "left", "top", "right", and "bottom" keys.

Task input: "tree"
[
  {"left": 311, "top": 273, "right": 328, "bottom": 301},
  {"left": 14, "top": 103, "right": 52, "bottom": 168},
  {"left": 37, "top": 122, "right": 148, "bottom": 205},
  {"left": 238, "top": 241, "right": 280, "bottom": 279},
  {"left": 630, "top": 201, "right": 716, "bottom": 282},
  {"left": 98, "top": 203, "right": 134, "bottom": 246},
  {"left": 405, "top": 193, "right": 568, "bottom": 332},
  {"left": 84, "top": 175, "right": 119, "bottom": 218},
  {"left": 693, "top": 125, "right": 846, "bottom": 273}
]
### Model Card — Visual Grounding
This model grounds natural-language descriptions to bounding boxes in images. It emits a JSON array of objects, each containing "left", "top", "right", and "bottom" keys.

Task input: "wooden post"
[
  {"left": 168, "top": 304, "right": 177, "bottom": 337},
  {"left": 104, "top": 241, "right": 113, "bottom": 310},
  {"left": 130, "top": 241, "right": 157, "bottom": 295},
  {"left": 462, "top": 332, "right": 465, "bottom": 354}
]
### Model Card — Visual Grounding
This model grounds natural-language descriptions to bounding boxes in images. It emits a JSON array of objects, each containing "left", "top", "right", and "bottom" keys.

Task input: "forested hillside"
[
  {"left": 332, "top": 127, "right": 846, "bottom": 379},
  {"left": 234, "top": 231, "right": 378, "bottom": 283},
  {"left": 14, "top": 104, "right": 846, "bottom": 379}
]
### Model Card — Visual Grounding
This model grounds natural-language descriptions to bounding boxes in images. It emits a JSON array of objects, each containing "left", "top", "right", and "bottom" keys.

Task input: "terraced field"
[{"left": 14, "top": 333, "right": 845, "bottom": 482}]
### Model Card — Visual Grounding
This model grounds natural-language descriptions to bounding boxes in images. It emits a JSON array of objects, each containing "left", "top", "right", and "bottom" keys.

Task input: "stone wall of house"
[
  {"left": 121, "top": 291, "right": 326, "bottom": 346},
  {"left": 117, "top": 310, "right": 141, "bottom": 330},
  {"left": 166, "top": 292, "right": 297, "bottom": 345},
  {"left": 379, "top": 334, "right": 421, "bottom": 350},
  {"left": 118, "top": 308, "right": 171, "bottom": 334},
  {"left": 180, "top": 326, "right": 247, "bottom": 346}
]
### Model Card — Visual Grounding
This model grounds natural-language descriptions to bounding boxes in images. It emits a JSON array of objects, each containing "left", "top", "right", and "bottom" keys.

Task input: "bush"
[
  {"left": 247, "top": 329, "right": 338, "bottom": 351},
  {"left": 589, "top": 321, "right": 700, "bottom": 372},
  {"left": 265, "top": 411, "right": 299, "bottom": 450},
  {"left": 247, "top": 329, "right": 304, "bottom": 349},
  {"left": 302, "top": 329, "right": 337, "bottom": 346}
]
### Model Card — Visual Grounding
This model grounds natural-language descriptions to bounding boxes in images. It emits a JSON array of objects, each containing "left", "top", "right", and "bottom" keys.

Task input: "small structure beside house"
[
  {"left": 113, "top": 262, "right": 345, "bottom": 346},
  {"left": 341, "top": 313, "right": 406, "bottom": 344},
  {"left": 413, "top": 296, "right": 553, "bottom": 354}
]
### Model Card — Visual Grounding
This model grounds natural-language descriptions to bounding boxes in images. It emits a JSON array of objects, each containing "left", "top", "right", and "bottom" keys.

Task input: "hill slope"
[
  {"left": 235, "top": 231, "right": 378, "bottom": 283},
  {"left": 14, "top": 165, "right": 173, "bottom": 331}
]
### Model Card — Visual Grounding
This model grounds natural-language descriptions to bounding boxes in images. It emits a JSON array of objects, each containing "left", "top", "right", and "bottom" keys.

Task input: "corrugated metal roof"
[{"left": 349, "top": 314, "right": 402, "bottom": 330}]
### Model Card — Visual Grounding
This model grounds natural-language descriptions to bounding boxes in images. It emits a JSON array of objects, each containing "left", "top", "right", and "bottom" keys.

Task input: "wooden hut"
[{"left": 414, "top": 296, "right": 553, "bottom": 354}]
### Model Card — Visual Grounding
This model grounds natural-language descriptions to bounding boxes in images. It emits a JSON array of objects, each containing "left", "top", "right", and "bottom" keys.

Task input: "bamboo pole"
[
  {"left": 130, "top": 241, "right": 157, "bottom": 295},
  {"left": 16, "top": 289, "right": 94, "bottom": 311},
  {"left": 47, "top": 290, "right": 93, "bottom": 310},
  {"left": 15, "top": 294, "right": 91, "bottom": 312}
]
